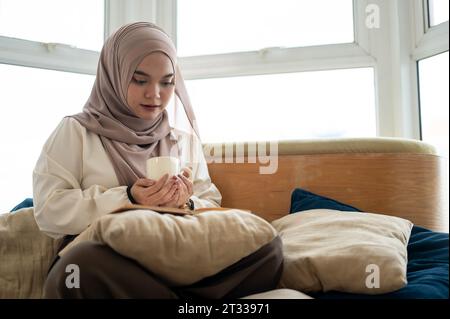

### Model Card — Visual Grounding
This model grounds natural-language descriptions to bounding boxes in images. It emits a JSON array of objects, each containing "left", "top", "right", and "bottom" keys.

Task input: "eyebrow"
[{"left": 134, "top": 70, "right": 174, "bottom": 78}]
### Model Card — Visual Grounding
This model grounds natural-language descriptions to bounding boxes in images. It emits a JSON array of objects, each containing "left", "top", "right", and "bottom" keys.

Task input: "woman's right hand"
[{"left": 130, "top": 174, "right": 179, "bottom": 206}]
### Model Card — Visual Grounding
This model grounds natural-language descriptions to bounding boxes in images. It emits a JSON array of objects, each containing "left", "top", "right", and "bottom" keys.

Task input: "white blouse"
[{"left": 33, "top": 117, "right": 222, "bottom": 239}]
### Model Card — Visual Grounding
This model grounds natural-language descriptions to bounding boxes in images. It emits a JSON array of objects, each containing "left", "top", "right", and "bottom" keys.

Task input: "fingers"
[
  {"left": 134, "top": 178, "right": 156, "bottom": 187},
  {"left": 155, "top": 180, "right": 180, "bottom": 206},
  {"left": 139, "top": 173, "right": 192, "bottom": 208},
  {"left": 168, "top": 175, "right": 189, "bottom": 208},
  {"left": 159, "top": 186, "right": 180, "bottom": 207},
  {"left": 148, "top": 176, "right": 177, "bottom": 203},
  {"left": 181, "top": 167, "right": 192, "bottom": 180},
  {"left": 178, "top": 173, "right": 193, "bottom": 196},
  {"left": 146, "top": 174, "right": 169, "bottom": 195}
]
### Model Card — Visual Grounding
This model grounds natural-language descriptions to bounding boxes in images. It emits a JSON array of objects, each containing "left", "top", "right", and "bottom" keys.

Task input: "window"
[
  {"left": 177, "top": 0, "right": 354, "bottom": 56},
  {"left": 186, "top": 67, "right": 376, "bottom": 143},
  {"left": 0, "top": 0, "right": 104, "bottom": 51},
  {"left": 418, "top": 51, "right": 449, "bottom": 159},
  {"left": 0, "top": 0, "right": 103, "bottom": 212},
  {"left": 0, "top": 64, "right": 95, "bottom": 213},
  {"left": 427, "top": 0, "right": 449, "bottom": 27},
  {"left": 177, "top": 0, "right": 372, "bottom": 143},
  {"left": 418, "top": 51, "right": 449, "bottom": 225}
]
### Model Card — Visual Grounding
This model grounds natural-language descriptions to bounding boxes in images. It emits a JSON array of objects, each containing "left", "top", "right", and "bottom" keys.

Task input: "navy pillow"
[
  {"left": 290, "top": 188, "right": 361, "bottom": 213},
  {"left": 10, "top": 198, "right": 34, "bottom": 212}
]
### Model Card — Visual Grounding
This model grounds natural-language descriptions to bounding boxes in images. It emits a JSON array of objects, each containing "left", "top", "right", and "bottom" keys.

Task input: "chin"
[{"left": 140, "top": 112, "right": 162, "bottom": 121}]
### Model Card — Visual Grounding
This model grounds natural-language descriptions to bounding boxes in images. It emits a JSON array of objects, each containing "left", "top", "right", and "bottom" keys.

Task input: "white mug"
[{"left": 146, "top": 156, "right": 180, "bottom": 180}]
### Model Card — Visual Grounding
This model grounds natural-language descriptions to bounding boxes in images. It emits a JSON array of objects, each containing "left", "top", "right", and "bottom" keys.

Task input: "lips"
[{"left": 140, "top": 104, "right": 161, "bottom": 109}]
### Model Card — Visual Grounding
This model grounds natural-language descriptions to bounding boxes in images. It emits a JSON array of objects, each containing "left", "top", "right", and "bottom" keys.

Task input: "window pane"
[
  {"left": 428, "top": 0, "right": 449, "bottom": 27},
  {"left": 0, "top": 0, "right": 104, "bottom": 51},
  {"left": 186, "top": 68, "right": 376, "bottom": 143},
  {"left": 177, "top": 0, "right": 354, "bottom": 56},
  {"left": 418, "top": 52, "right": 449, "bottom": 220},
  {"left": 419, "top": 52, "right": 449, "bottom": 158},
  {"left": 0, "top": 64, "right": 95, "bottom": 213}
]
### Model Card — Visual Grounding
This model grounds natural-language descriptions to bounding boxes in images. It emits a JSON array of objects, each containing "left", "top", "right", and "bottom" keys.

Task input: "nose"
[{"left": 144, "top": 83, "right": 161, "bottom": 100}]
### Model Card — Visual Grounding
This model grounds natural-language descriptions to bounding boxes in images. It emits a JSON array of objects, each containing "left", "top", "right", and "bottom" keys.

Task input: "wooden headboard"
[{"left": 205, "top": 138, "right": 448, "bottom": 232}]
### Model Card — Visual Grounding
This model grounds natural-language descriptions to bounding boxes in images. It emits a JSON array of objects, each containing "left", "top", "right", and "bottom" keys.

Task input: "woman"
[{"left": 33, "top": 22, "right": 282, "bottom": 298}]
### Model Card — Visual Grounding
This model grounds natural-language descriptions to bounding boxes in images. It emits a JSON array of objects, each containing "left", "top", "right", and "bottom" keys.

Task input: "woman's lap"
[
  {"left": 44, "top": 241, "right": 178, "bottom": 299},
  {"left": 44, "top": 236, "right": 283, "bottom": 299}
]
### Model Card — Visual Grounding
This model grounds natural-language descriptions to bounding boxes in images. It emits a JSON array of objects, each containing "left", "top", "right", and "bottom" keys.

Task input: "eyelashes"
[{"left": 132, "top": 77, "right": 175, "bottom": 87}]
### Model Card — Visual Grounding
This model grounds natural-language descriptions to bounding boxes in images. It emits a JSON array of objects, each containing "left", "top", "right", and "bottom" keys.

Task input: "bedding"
[
  {"left": 3, "top": 192, "right": 448, "bottom": 299},
  {"left": 289, "top": 188, "right": 449, "bottom": 299},
  {"left": 59, "top": 208, "right": 278, "bottom": 286}
]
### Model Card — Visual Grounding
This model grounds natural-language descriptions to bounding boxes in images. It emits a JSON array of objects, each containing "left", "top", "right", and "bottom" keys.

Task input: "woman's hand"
[
  {"left": 130, "top": 174, "right": 179, "bottom": 206},
  {"left": 161, "top": 168, "right": 194, "bottom": 208}
]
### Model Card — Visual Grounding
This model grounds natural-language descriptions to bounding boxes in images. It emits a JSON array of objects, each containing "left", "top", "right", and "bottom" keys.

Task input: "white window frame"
[
  {"left": 0, "top": 0, "right": 448, "bottom": 140},
  {"left": 413, "top": 0, "right": 449, "bottom": 140},
  {"left": 0, "top": 0, "right": 171, "bottom": 73},
  {"left": 167, "top": 0, "right": 449, "bottom": 140},
  {"left": 0, "top": 0, "right": 108, "bottom": 75}
]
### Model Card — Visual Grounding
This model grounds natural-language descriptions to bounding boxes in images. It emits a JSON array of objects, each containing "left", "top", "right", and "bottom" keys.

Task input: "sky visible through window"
[
  {"left": 0, "top": 0, "right": 104, "bottom": 51},
  {"left": 186, "top": 67, "right": 376, "bottom": 143},
  {"left": 177, "top": 0, "right": 354, "bottom": 56},
  {"left": 0, "top": 64, "right": 95, "bottom": 213}
]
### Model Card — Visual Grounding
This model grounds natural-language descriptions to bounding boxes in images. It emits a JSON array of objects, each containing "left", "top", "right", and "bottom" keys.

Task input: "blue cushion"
[
  {"left": 288, "top": 188, "right": 449, "bottom": 299},
  {"left": 290, "top": 188, "right": 361, "bottom": 213},
  {"left": 10, "top": 198, "right": 33, "bottom": 212}
]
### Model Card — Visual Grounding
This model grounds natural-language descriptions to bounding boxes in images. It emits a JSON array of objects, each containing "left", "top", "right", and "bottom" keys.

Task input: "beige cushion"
[
  {"left": 61, "top": 209, "right": 278, "bottom": 285},
  {"left": 242, "top": 288, "right": 313, "bottom": 299},
  {"left": 271, "top": 209, "right": 413, "bottom": 294},
  {"left": 0, "top": 208, "right": 60, "bottom": 298}
]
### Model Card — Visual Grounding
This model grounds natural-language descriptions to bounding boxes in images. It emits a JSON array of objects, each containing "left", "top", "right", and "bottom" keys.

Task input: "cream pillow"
[
  {"left": 60, "top": 209, "right": 278, "bottom": 286},
  {"left": 271, "top": 209, "right": 413, "bottom": 294}
]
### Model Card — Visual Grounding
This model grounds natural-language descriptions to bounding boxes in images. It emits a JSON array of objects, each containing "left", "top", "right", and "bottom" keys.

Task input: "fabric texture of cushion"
[
  {"left": 60, "top": 209, "right": 278, "bottom": 286},
  {"left": 0, "top": 208, "right": 60, "bottom": 298},
  {"left": 290, "top": 188, "right": 361, "bottom": 213},
  {"left": 272, "top": 209, "right": 413, "bottom": 294},
  {"left": 310, "top": 225, "right": 449, "bottom": 299}
]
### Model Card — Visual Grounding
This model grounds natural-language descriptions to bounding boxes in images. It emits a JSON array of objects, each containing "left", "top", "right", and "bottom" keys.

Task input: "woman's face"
[{"left": 127, "top": 52, "right": 175, "bottom": 121}]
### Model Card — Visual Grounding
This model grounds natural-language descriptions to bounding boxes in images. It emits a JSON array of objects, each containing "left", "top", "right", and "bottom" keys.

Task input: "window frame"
[
  {"left": 0, "top": 0, "right": 108, "bottom": 75},
  {"left": 170, "top": 0, "right": 448, "bottom": 141},
  {"left": 413, "top": 0, "right": 449, "bottom": 141},
  {"left": 0, "top": 0, "right": 448, "bottom": 140}
]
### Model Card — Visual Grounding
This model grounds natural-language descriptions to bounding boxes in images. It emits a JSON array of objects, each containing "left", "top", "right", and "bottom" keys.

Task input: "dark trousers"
[{"left": 44, "top": 236, "right": 283, "bottom": 299}]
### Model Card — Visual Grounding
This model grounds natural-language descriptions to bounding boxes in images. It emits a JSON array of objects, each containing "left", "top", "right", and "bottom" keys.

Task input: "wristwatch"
[{"left": 186, "top": 198, "right": 195, "bottom": 210}]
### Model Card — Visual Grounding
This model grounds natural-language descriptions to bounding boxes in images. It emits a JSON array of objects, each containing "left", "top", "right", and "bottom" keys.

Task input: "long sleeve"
[{"left": 33, "top": 118, "right": 131, "bottom": 239}]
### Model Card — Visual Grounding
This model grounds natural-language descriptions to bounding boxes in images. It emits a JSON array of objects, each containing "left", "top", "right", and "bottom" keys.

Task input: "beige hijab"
[{"left": 70, "top": 22, "right": 198, "bottom": 186}]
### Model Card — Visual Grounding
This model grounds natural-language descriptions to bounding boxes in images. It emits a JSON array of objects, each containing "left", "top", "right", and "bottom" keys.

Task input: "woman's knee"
[
  {"left": 44, "top": 241, "right": 178, "bottom": 299},
  {"left": 44, "top": 241, "right": 107, "bottom": 298}
]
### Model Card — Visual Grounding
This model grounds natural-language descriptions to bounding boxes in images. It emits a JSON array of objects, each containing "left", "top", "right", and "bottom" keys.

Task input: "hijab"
[{"left": 70, "top": 22, "right": 199, "bottom": 186}]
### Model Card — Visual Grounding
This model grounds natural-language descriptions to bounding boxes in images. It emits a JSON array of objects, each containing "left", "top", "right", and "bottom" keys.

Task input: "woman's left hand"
[{"left": 161, "top": 168, "right": 193, "bottom": 208}]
